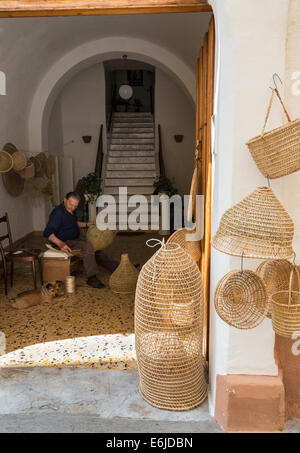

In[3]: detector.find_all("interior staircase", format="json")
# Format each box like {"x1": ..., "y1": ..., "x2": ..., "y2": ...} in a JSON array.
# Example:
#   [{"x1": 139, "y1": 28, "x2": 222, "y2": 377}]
[{"x1": 102, "y1": 111, "x2": 158, "y2": 230}]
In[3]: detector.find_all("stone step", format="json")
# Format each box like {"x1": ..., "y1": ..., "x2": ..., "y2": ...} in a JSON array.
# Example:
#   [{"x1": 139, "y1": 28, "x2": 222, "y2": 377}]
[
  {"x1": 100, "y1": 194, "x2": 153, "y2": 203},
  {"x1": 113, "y1": 112, "x2": 153, "y2": 117},
  {"x1": 108, "y1": 151, "x2": 155, "y2": 158},
  {"x1": 105, "y1": 178, "x2": 154, "y2": 187},
  {"x1": 108, "y1": 156, "x2": 155, "y2": 164},
  {"x1": 110, "y1": 144, "x2": 154, "y2": 151},
  {"x1": 112, "y1": 127, "x2": 154, "y2": 133},
  {"x1": 105, "y1": 170, "x2": 156, "y2": 179},
  {"x1": 110, "y1": 138, "x2": 154, "y2": 145},
  {"x1": 113, "y1": 117, "x2": 153, "y2": 123},
  {"x1": 111, "y1": 133, "x2": 155, "y2": 139},
  {"x1": 103, "y1": 186, "x2": 154, "y2": 195},
  {"x1": 107, "y1": 163, "x2": 156, "y2": 171},
  {"x1": 113, "y1": 122, "x2": 154, "y2": 128}
]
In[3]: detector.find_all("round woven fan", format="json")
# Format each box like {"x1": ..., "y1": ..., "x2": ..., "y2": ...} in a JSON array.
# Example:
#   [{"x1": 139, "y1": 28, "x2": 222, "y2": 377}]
[
  {"x1": 2, "y1": 170, "x2": 25, "y2": 197},
  {"x1": 212, "y1": 186, "x2": 294, "y2": 259}
]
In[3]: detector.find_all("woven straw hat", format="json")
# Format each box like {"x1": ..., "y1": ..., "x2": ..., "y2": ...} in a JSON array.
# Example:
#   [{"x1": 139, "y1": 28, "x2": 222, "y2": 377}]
[
  {"x1": 0, "y1": 149, "x2": 13, "y2": 173},
  {"x1": 12, "y1": 151, "x2": 27, "y2": 172},
  {"x1": 45, "y1": 155, "x2": 56, "y2": 178},
  {"x1": 35, "y1": 152, "x2": 46, "y2": 176},
  {"x1": 16, "y1": 159, "x2": 35, "y2": 179},
  {"x1": 2, "y1": 142, "x2": 18, "y2": 155},
  {"x1": 211, "y1": 186, "x2": 294, "y2": 259},
  {"x1": 167, "y1": 228, "x2": 201, "y2": 262},
  {"x1": 214, "y1": 270, "x2": 269, "y2": 329},
  {"x1": 2, "y1": 170, "x2": 24, "y2": 197},
  {"x1": 109, "y1": 253, "x2": 139, "y2": 294}
]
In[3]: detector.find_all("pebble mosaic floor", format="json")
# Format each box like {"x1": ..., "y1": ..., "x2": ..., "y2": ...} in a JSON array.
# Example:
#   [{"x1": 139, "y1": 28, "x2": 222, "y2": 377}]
[{"x1": 0, "y1": 231, "x2": 164, "y2": 369}]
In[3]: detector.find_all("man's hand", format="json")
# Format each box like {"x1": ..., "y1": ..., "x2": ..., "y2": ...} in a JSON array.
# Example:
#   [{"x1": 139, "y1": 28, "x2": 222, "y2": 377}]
[
  {"x1": 60, "y1": 243, "x2": 72, "y2": 253},
  {"x1": 87, "y1": 221, "x2": 95, "y2": 227}
]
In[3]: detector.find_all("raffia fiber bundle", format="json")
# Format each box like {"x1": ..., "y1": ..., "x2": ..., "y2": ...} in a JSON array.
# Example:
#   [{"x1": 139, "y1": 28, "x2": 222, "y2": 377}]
[
  {"x1": 271, "y1": 267, "x2": 300, "y2": 338},
  {"x1": 135, "y1": 239, "x2": 207, "y2": 411},
  {"x1": 109, "y1": 253, "x2": 139, "y2": 294},
  {"x1": 167, "y1": 228, "x2": 201, "y2": 262},
  {"x1": 211, "y1": 187, "x2": 294, "y2": 259},
  {"x1": 246, "y1": 88, "x2": 300, "y2": 179},
  {"x1": 214, "y1": 270, "x2": 269, "y2": 329},
  {"x1": 256, "y1": 260, "x2": 300, "y2": 318}
]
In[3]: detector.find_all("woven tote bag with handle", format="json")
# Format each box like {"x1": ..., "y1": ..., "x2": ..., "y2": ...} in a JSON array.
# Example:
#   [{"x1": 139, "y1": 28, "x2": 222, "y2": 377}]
[
  {"x1": 246, "y1": 88, "x2": 300, "y2": 179},
  {"x1": 271, "y1": 266, "x2": 300, "y2": 338}
]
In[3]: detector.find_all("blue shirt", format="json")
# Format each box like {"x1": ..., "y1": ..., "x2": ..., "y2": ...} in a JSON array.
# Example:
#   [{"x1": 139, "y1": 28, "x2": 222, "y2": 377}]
[{"x1": 43, "y1": 203, "x2": 80, "y2": 243}]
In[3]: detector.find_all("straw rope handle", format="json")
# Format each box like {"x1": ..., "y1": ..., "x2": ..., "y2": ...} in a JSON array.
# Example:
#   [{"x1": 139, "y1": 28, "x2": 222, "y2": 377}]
[
  {"x1": 288, "y1": 265, "x2": 297, "y2": 306},
  {"x1": 187, "y1": 166, "x2": 198, "y2": 223},
  {"x1": 261, "y1": 88, "x2": 291, "y2": 137}
]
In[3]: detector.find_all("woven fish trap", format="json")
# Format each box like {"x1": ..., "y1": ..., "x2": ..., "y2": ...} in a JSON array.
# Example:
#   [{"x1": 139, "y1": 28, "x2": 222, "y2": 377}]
[
  {"x1": 135, "y1": 239, "x2": 207, "y2": 411},
  {"x1": 109, "y1": 253, "x2": 139, "y2": 294},
  {"x1": 211, "y1": 186, "x2": 294, "y2": 259},
  {"x1": 256, "y1": 260, "x2": 300, "y2": 318},
  {"x1": 271, "y1": 267, "x2": 300, "y2": 338},
  {"x1": 167, "y1": 228, "x2": 201, "y2": 263},
  {"x1": 214, "y1": 270, "x2": 269, "y2": 329},
  {"x1": 0, "y1": 149, "x2": 13, "y2": 173},
  {"x1": 246, "y1": 88, "x2": 300, "y2": 179}
]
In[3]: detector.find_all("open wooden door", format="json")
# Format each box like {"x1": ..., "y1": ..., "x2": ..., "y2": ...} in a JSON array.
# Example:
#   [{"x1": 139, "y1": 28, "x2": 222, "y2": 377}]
[{"x1": 196, "y1": 16, "x2": 215, "y2": 360}]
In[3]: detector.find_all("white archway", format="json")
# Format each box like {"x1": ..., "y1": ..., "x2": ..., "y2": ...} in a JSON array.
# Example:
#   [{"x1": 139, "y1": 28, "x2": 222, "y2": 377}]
[{"x1": 28, "y1": 36, "x2": 196, "y2": 152}]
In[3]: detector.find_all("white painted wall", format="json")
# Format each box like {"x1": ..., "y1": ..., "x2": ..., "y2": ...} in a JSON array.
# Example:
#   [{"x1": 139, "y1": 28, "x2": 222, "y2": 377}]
[
  {"x1": 48, "y1": 63, "x2": 106, "y2": 186},
  {"x1": 208, "y1": 0, "x2": 298, "y2": 416},
  {"x1": 155, "y1": 68, "x2": 195, "y2": 197}
]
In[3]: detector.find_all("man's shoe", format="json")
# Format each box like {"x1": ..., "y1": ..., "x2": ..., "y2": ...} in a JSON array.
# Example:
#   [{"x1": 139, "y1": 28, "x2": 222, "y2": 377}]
[{"x1": 87, "y1": 275, "x2": 105, "y2": 289}]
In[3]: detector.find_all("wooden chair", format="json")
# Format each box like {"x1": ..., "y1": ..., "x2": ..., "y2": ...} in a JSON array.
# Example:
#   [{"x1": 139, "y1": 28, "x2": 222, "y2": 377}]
[{"x1": 0, "y1": 212, "x2": 41, "y2": 295}]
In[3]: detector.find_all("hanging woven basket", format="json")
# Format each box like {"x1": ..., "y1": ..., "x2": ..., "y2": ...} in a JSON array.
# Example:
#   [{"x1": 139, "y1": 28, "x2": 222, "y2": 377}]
[
  {"x1": 86, "y1": 224, "x2": 116, "y2": 251},
  {"x1": 35, "y1": 152, "x2": 47, "y2": 177},
  {"x1": 271, "y1": 267, "x2": 300, "y2": 338},
  {"x1": 246, "y1": 88, "x2": 300, "y2": 179},
  {"x1": 29, "y1": 156, "x2": 42, "y2": 177},
  {"x1": 214, "y1": 270, "x2": 269, "y2": 329},
  {"x1": 167, "y1": 228, "x2": 201, "y2": 262},
  {"x1": 45, "y1": 155, "x2": 56, "y2": 178},
  {"x1": 109, "y1": 253, "x2": 139, "y2": 294},
  {"x1": 135, "y1": 239, "x2": 207, "y2": 411},
  {"x1": 256, "y1": 259, "x2": 300, "y2": 318},
  {"x1": 0, "y1": 149, "x2": 13, "y2": 173},
  {"x1": 2, "y1": 170, "x2": 25, "y2": 197},
  {"x1": 211, "y1": 186, "x2": 294, "y2": 259}
]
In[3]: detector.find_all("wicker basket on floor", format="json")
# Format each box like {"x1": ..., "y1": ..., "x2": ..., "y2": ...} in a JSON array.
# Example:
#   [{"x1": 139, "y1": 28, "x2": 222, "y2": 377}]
[
  {"x1": 135, "y1": 240, "x2": 207, "y2": 411},
  {"x1": 246, "y1": 88, "x2": 300, "y2": 179},
  {"x1": 256, "y1": 260, "x2": 300, "y2": 318},
  {"x1": 86, "y1": 225, "x2": 116, "y2": 251},
  {"x1": 109, "y1": 253, "x2": 139, "y2": 294},
  {"x1": 271, "y1": 267, "x2": 300, "y2": 338},
  {"x1": 214, "y1": 270, "x2": 269, "y2": 329},
  {"x1": 211, "y1": 186, "x2": 294, "y2": 259}
]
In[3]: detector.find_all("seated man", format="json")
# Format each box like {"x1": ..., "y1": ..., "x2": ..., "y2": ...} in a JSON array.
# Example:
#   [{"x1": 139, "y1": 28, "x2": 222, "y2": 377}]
[{"x1": 43, "y1": 191, "x2": 119, "y2": 289}]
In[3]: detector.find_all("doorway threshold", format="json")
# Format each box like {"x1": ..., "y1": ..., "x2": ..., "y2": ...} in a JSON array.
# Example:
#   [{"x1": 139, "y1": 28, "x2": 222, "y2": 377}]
[{"x1": 0, "y1": 333, "x2": 136, "y2": 370}]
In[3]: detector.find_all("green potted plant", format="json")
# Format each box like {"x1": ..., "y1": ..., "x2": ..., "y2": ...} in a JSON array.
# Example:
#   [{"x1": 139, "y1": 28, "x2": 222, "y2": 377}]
[
  {"x1": 153, "y1": 175, "x2": 177, "y2": 197},
  {"x1": 82, "y1": 173, "x2": 102, "y2": 221}
]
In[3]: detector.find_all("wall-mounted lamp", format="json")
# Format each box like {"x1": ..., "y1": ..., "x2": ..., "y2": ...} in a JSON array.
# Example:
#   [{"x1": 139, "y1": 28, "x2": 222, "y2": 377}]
[
  {"x1": 174, "y1": 135, "x2": 184, "y2": 143},
  {"x1": 82, "y1": 136, "x2": 92, "y2": 144}
]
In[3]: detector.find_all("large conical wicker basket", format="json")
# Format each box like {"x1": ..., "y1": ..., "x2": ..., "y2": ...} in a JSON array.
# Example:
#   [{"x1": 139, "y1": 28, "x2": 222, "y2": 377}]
[
  {"x1": 211, "y1": 186, "x2": 294, "y2": 259},
  {"x1": 109, "y1": 253, "x2": 139, "y2": 294},
  {"x1": 271, "y1": 267, "x2": 300, "y2": 338},
  {"x1": 246, "y1": 88, "x2": 300, "y2": 179},
  {"x1": 135, "y1": 240, "x2": 207, "y2": 411},
  {"x1": 167, "y1": 228, "x2": 201, "y2": 263},
  {"x1": 214, "y1": 270, "x2": 269, "y2": 329},
  {"x1": 256, "y1": 260, "x2": 300, "y2": 318}
]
